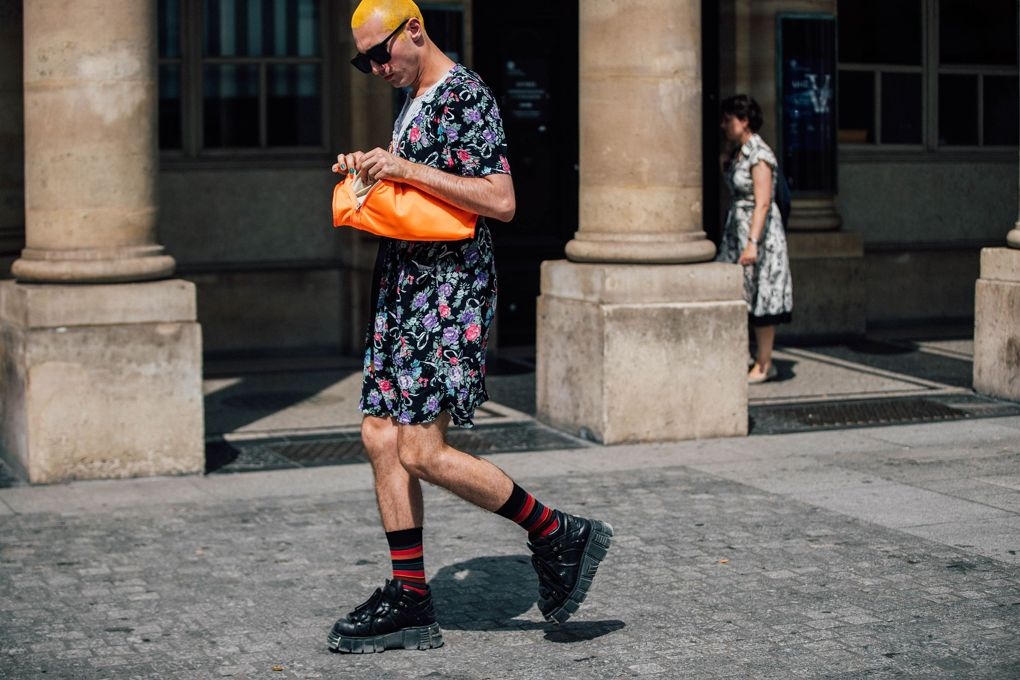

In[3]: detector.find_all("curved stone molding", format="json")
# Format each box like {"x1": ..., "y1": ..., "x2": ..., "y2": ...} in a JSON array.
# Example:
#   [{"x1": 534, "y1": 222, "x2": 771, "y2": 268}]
[
  {"x1": 12, "y1": 246, "x2": 175, "y2": 283},
  {"x1": 565, "y1": 235, "x2": 717, "y2": 264},
  {"x1": 786, "y1": 197, "x2": 843, "y2": 231}
]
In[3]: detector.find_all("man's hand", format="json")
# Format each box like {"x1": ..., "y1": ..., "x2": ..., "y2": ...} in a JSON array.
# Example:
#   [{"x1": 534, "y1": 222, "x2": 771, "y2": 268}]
[
  {"x1": 331, "y1": 148, "x2": 408, "y2": 183},
  {"x1": 332, "y1": 151, "x2": 363, "y2": 175},
  {"x1": 356, "y1": 148, "x2": 409, "y2": 182}
]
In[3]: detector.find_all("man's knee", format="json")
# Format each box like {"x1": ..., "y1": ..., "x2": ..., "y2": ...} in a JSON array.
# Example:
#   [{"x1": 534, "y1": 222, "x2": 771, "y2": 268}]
[
  {"x1": 396, "y1": 428, "x2": 443, "y2": 479},
  {"x1": 361, "y1": 416, "x2": 397, "y2": 463}
]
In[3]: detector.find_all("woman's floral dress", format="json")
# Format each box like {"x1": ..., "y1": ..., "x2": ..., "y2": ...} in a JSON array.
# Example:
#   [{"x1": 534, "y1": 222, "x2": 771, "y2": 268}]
[
  {"x1": 360, "y1": 65, "x2": 510, "y2": 428},
  {"x1": 716, "y1": 133, "x2": 794, "y2": 326}
]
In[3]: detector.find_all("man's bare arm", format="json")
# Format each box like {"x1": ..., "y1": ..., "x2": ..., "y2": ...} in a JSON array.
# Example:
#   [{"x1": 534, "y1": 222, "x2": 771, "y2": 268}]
[{"x1": 334, "y1": 148, "x2": 516, "y2": 222}]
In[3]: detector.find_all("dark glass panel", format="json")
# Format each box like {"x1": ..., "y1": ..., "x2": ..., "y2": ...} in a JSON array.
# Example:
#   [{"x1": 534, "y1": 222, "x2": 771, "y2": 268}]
[
  {"x1": 205, "y1": 0, "x2": 319, "y2": 57},
  {"x1": 203, "y1": 64, "x2": 260, "y2": 148},
  {"x1": 422, "y1": 8, "x2": 464, "y2": 62},
  {"x1": 272, "y1": 0, "x2": 320, "y2": 57},
  {"x1": 158, "y1": 0, "x2": 181, "y2": 59},
  {"x1": 938, "y1": 74, "x2": 979, "y2": 145},
  {"x1": 838, "y1": 0, "x2": 921, "y2": 65},
  {"x1": 158, "y1": 63, "x2": 182, "y2": 150},
  {"x1": 984, "y1": 75, "x2": 1019, "y2": 145},
  {"x1": 940, "y1": 0, "x2": 1017, "y2": 66},
  {"x1": 266, "y1": 64, "x2": 322, "y2": 146},
  {"x1": 880, "y1": 72, "x2": 922, "y2": 144},
  {"x1": 838, "y1": 70, "x2": 875, "y2": 143}
]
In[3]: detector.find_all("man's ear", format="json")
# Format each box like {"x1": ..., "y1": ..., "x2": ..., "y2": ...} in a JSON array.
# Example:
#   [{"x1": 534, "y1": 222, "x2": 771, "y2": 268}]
[{"x1": 406, "y1": 17, "x2": 425, "y2": 44}]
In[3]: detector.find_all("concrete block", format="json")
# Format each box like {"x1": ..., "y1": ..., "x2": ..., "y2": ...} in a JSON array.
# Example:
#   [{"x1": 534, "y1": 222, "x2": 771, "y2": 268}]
[
  {"x1": 782, "y1": 231, "x2": 866, "y2": 339},
  {"x1": 536, "y1": 260, "x2": 747, "y2": 444},
  {"x1": 974, "y1": 252, "x2": 1020, "y2": 400},
  {"x1": 0, "y1": 280, "x2": 204, "y2": 484}
]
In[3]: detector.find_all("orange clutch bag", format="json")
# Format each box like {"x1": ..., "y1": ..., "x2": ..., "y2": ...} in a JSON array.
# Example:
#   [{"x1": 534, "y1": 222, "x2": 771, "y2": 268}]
[{"x1": 332, "y1": 174, "x2": 478, "y2": 241}]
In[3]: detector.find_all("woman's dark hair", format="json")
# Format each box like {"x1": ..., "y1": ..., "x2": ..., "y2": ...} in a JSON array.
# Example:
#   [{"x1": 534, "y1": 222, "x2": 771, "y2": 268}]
[{"x1": 721, "y1": 94, "x2": 763, "y2": 132}]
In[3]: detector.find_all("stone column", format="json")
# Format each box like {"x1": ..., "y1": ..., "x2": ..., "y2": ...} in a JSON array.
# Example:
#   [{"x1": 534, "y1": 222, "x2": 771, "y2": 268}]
[
  {"x1": 537, "y1": 0, "x2": 748, "y2": 444},
  {"x1": 973, "y1": 92, "x2": 1020, "y2": 399},
  {"x1": 564, "y1": 1, "x2": 714, "y2": 264},
  {"x1": 0, "y1": 0, "x2": 204, "y2": 483},
  {"x1": 14, "y1": 0, "x2": 174, "y2": 282}
]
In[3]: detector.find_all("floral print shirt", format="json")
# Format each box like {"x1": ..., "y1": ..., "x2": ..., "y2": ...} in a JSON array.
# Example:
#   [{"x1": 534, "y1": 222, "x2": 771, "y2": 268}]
[{"x1": 360, "y1": 64, "x2": 510, "y2": 427}]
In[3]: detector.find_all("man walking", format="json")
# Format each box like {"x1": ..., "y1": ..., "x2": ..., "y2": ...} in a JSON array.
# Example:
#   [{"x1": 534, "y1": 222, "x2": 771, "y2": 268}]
[{"x1": 328, "y1": 0, "x2": 613, "y2": 654}]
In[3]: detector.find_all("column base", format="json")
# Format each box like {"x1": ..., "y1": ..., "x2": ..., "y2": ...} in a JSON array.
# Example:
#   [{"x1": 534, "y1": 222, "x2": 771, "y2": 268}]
[
  {"x1": 974, "y1": 248, "x2": 1020, "y2": 401},
  {"x1": 1007, "y1": 224, "x2": 1020, "y2": 248},
  {"x1": 536, "y1": 260, "x2": 748, "y2": 444},
  {"x1": 565, "y1": 233, "x2": 717, "y2": 264},
  {"x1": 782, "y1": 231, "x2": 866, "y2": 339},
  {"x1": 12, "y1": 246, "x2": 176, "y2": 283},
  {"x1": 787, "y1": 197, "x2": 842, "y2": 231},
  {"x1": 0, "y1": 280, "x2": 204, "y2": 484}
]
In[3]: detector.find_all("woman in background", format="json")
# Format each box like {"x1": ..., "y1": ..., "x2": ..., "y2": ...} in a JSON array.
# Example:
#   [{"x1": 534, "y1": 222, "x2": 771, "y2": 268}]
[{"x1": 717, "y1": 94, "x2": 793, "y2": 384}]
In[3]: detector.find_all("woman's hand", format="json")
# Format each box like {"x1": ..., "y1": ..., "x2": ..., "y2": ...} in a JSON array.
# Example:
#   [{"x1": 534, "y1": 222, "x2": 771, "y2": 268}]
[{"x1": 739, "y1": 241, "x2": 758, "y2": 265}]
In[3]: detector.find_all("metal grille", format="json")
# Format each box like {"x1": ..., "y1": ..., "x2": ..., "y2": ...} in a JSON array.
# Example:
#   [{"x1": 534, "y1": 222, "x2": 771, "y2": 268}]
[
  {"x1": 749, "y1": 396, "x2": 980, "y2": 435},
  {"x1": 207, "y1": 423, "x2": 590, "y2": 474},
  {"x1": 786, "y1": 398, "x2": 963, "y2": 427},
  {"x1": 275, "y1": 438, "x2": 365, "y2": 464}
]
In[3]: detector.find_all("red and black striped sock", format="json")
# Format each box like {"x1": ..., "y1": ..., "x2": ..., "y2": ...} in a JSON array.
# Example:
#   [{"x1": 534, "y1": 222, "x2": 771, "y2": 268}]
[
  {"x1": 386, "y1": 527, "x2": 427, "y2": 596},
  {"x1": 495, "y1": 483, "x2": 560, "y2": 539}
]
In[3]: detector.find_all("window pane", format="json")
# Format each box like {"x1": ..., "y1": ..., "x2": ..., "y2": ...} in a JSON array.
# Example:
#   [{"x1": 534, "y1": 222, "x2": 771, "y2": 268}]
[
  {"x1": 940, "y1": 0, "x2": 1018, "y2": 66},
  {"x1": 880, "y1": 73, "x2": 922, "y2": 144},
  {"x1": 267, "y1": 64, "x2": 322, "y2": 146},
  {"x1": 158, "y1": 0, "x2": 181, "y2": 59},
  {"x1": 984, "y1": 75, "x2": 1020, "y2": 146},
  {"x1": 838, "y1": 0, "x2": 921, "y2": 65},
  {"x1": 205, "y1": 0, "x2": 319, "y2": 57},
  {"x1": 939, "y1": 74, "x2": 979, "y2": 145},
  {"x1": 159, "y1": 64, "x2": 182, "y2": 150},
  {"x1": 203, "y1": 64, "x2": 260, "y2": 148},
  {"x1": 838, "y1": 70, "x2": 875, "y2": 143},
  {"x1": 272, "y1": 0, "x2": 320, "y2": 57},
  {"x1": 422, "y1": 8, "x2": 463, "y2": 62}
]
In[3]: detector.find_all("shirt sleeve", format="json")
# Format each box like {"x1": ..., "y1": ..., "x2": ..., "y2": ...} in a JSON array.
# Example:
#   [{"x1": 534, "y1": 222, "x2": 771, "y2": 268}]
[
  {"x1": 746, "y1": 138, "x2": 778, "y2": 172},
  {"x1": 435, "y1": 76, "x2": 511, "y2": 177}
]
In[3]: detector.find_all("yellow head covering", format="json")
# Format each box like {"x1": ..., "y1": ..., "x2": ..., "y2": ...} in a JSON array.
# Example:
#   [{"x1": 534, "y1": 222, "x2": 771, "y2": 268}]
[{"x1": 351, "y1": 0, "x2": 424, "y2": 32}]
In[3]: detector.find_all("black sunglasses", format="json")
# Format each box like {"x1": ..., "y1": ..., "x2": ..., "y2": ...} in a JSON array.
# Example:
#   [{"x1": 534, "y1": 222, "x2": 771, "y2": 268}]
[{"x1": 351, "y1": 19, "x2": 410, "y2": 74}]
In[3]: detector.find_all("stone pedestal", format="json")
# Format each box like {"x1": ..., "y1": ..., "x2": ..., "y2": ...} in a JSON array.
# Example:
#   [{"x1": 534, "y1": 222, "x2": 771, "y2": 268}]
[
  {"x1": 537, "y1": 261, "x2": 747, "y2": 444},
  {"x1": 0, "y1": 0, "x2": 206, "y2": 484},
  {"x1": 535, "y1": 0, "x2": 746, "y2": 442},
  {"x1": 783, "y1": 231, "x2": 866, "y2": 339},
  {"x1": 974, "y1": 248, "x2": 1020, "y2": 400},
  {"x1": 0, "y1": 280, "x2": 204, "y2": 483}
]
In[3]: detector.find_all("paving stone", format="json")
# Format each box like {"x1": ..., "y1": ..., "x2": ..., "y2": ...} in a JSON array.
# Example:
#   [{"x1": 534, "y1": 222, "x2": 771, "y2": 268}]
[{"x1": 0, "y1": 461, "x2": 1017, "y2": 679}]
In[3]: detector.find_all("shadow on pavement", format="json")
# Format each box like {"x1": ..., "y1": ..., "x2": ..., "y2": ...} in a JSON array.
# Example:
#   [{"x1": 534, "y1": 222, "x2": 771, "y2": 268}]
[
  {"x1": 543, "y1": 619, "x2": 626, "y2": 643},
  {"x1": 430, "y1": 555, "x2": 625, "y2": 641}
]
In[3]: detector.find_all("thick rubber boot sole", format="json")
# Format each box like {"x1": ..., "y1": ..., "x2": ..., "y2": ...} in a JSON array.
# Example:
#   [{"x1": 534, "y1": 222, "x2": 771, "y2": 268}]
[
  {"x1": 327, "y1": 622, "x2": 444, "y2": 654},
  {"x1": 544, "y1": 519, "x2": 614, "y2": 625}
]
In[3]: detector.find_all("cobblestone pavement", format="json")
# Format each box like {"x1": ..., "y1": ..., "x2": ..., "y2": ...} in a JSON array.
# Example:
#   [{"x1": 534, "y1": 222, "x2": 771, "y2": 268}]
[{"x1": 2, "y1": 422, "x2": 1020, "y2": 679}]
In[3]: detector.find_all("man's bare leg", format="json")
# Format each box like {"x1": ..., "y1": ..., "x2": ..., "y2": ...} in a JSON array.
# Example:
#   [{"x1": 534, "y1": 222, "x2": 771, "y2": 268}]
[
  {"x1": 394, "y1": 413, "x2": 513, "y2": 511},
  {"x1": 361, "y1": 415, "x2": 424, "y2": 531},
  {"x1": 392, "y1": 412, "x2": 613, "y2": 624}
]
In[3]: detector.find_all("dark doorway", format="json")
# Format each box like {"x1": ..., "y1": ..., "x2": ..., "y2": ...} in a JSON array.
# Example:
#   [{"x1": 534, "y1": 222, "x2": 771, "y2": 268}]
[{"x1": 471, "y1": 1, "x2": 579, "y2": 347}]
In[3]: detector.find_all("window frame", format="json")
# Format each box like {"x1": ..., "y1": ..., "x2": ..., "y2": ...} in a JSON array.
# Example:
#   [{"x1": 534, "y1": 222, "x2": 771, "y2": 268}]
[
  {"x1": 158, "y1": 0, "x2": 338, "y2": 166},
  {"x1": 838, "y1": 0, "x2": 1018, "y2": 158}
]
